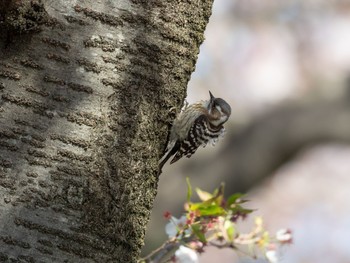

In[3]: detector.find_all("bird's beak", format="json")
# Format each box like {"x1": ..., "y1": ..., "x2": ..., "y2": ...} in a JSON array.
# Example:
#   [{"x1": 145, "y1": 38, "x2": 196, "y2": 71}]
[
  {"x1": 209, "y1": 91, "x2": 215, "y2": 101},
  {"x1": 208, "y1": 91, "x2": 215, "y2": 112}
]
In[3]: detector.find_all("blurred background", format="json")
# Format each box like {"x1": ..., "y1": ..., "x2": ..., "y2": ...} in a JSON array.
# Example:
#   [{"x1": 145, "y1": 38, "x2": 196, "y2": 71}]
[{"x1": 143, "y1": 0, "x2": 350, "y2": 262}]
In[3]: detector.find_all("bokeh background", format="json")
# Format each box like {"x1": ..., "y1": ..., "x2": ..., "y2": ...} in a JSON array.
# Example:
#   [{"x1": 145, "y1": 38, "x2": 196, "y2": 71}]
[{"x1": 143, "y1": 1, "x2": 350, "y2": 262}]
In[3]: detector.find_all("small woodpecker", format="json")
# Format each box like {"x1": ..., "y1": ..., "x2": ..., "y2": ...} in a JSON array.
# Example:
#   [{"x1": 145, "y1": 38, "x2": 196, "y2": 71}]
[{"x1": 159, "y1": 91, "x2": 231, "y2": 168}]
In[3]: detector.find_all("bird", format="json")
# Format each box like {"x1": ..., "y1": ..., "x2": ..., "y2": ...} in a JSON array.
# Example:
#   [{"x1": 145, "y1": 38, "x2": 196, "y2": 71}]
[{"x1": 159, "y1": 91, "x2": 231, "y2": 169}]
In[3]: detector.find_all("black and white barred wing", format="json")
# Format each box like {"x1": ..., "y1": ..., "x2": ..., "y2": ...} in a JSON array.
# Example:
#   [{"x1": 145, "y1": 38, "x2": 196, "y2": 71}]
[{"x1": 170, "y1": 115, "x2": 225, "y2": 164}]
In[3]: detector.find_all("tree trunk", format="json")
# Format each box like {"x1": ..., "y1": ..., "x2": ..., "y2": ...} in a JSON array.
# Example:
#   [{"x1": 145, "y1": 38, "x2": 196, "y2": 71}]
[{"x1": 0, "y1": 0, "x2": 213, "y2": 262}]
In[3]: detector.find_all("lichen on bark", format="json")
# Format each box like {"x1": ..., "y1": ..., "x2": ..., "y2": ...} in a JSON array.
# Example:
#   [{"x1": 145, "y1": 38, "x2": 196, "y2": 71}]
[{"x1": 0, "y1": 0, "x2": 214, "y2": 262}]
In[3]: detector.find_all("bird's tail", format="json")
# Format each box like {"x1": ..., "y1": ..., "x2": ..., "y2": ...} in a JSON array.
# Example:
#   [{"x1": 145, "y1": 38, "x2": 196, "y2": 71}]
[{"x1": 158, "y1": 141, "x2": 180, "y2": 171}]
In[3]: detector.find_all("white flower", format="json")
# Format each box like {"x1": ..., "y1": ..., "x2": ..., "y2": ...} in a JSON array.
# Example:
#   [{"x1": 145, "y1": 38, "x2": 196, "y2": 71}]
[
  {"x1": 175, "y1": 245, "x2": 199, "y2": 263},
  {"x1": 266, "y1": 248, "x2": 279, "y2": 263},
  {"x1": 165, "y1": 215, "x2": 191, "y2": 238},
  {"x1": 276, "y1": 228, "x2": 292, "y2": 244}
]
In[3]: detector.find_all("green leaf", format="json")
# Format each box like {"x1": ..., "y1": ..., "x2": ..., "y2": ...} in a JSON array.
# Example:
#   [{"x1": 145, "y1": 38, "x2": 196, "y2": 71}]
[
  {"x1": 186, "y1": 177, "x2": 192, "y2": 203},
  {"x1": 200, "y1": 205, "x2": 226, "y2": 216},
  {"x1": 217, "y1": 183, "x2": 225, "y2": 197},
  {"x1": 224, "y1": 220, "x2": 235, "y2": 242},
  {"x1": 211, "y1": 183, "x2": 225, "y2": 199},
  {"x1": 226, "y1": 193, "x2": 244, "y2": 207},
  {"x1": 191, "y1": 224, "x2": 207, "y2": 243},
  {"x1": 229, "y1": 204, "x2": 254, "y2": 215},
  {"x1": 190, "y1": 202, "x2": 226, "y2": 216}
]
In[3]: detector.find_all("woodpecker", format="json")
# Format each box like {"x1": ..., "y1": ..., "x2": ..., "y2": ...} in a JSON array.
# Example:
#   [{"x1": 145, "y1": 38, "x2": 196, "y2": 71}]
[{"x1": 159, "y1": 91, "x2": 231, "y2": 168}]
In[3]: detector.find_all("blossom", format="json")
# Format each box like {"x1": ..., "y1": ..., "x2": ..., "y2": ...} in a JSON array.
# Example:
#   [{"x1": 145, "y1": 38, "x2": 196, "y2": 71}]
[
  {"x1": 265, "y1": 245, "x2": 278, "y2": 263},
  {"x1": 163, "y1": 211, "x2": 172, "y2": 220},
  {"x1": 276, "y1": 228, "x2": 293, "y2": 244},
  {"x1": 165, "y1": 215, "x2": 192, "y2": 238},
  {"x1": 175, "y1": 245, "x2": 199, "y2": 263}
]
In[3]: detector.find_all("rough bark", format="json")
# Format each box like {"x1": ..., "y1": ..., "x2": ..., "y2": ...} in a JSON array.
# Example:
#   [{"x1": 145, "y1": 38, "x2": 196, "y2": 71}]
[{"x1": 0, "y1": 0, "x2": 214, "y2": 262}]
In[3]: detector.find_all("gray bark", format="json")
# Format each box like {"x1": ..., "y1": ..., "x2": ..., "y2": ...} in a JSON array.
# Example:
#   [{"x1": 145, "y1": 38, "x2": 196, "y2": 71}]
[{"x1": 0, "y1": 0, "x2": 214, "y2": 262}]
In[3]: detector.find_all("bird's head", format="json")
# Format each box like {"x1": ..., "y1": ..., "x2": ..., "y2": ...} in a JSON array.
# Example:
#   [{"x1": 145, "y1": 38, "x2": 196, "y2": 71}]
[{"x1": 207, "y1": 91, "x2": 231, "y2": 127}]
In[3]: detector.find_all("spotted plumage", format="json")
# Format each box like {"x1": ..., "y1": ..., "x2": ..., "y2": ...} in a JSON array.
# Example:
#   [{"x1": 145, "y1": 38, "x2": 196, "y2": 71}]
[{"x1": 159, "y1": 91, "x2": 231, "y2": 168}]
